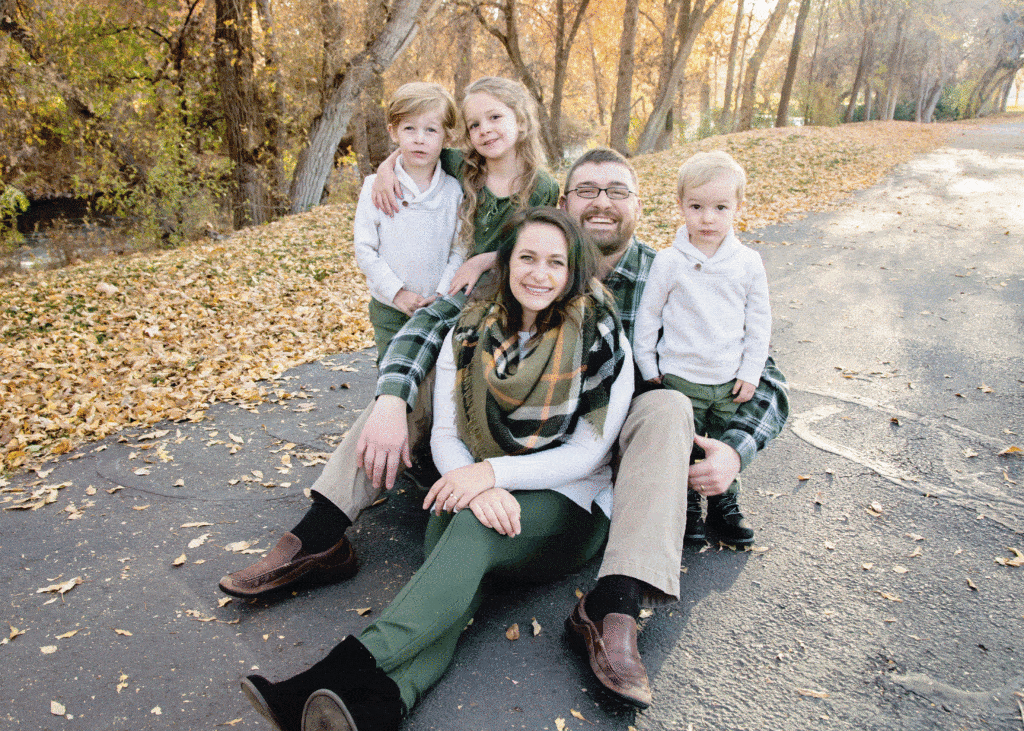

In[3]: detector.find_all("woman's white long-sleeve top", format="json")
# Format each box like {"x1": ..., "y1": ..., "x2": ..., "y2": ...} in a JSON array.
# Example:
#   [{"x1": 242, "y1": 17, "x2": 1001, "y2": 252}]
[{"x1": 430, "y1": 330, "x2": 634, "y2": 517}]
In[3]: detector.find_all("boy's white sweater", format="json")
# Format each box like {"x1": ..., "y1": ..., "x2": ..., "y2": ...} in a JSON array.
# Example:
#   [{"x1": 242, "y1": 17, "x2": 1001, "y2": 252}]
[
  {"x1": 633, "y1": 226, "x2": 771, "y2": 386},
  {"x1": 353, "y1": 156, "x2": 463, "y2": 306}
]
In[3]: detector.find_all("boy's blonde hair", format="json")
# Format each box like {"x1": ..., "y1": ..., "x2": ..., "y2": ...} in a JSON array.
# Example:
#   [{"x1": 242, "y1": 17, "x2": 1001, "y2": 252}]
[
  {"x1": 458, "y1": 76, "x2": 548, "y2": 250},
  {"x1": 387, "y1": 82, "x2": 458, "y2": 138},
  {"x1": 677, "y1": 150, "x2": 746, "y2": 203}
]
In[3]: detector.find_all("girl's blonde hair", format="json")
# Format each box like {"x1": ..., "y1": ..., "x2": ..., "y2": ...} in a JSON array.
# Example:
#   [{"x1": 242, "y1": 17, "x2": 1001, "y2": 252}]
[
  {"x1": 458, "y1": 76, "x2": 547, "y2": 251},
  {"x1": 387, "y1": 82, "x2": 459, "y2": 142}
]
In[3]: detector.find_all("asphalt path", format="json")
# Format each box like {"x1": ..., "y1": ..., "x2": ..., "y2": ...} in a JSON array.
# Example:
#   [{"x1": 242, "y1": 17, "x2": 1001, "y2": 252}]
[{"x1": 2, "y1": 120, "x2": 1022, "y2": 731}]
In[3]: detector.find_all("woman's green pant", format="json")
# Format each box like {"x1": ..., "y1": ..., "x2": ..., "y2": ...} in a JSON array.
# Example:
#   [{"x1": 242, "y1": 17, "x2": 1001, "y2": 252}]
[{"x1": 358, "y1": 490, "x2": 609, "y2": 710}]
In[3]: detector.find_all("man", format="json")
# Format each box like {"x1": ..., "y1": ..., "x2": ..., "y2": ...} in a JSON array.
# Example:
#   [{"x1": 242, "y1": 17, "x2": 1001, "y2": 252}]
[{"x1": 219, "y1": 148, "x2": 788, "y2": 709}]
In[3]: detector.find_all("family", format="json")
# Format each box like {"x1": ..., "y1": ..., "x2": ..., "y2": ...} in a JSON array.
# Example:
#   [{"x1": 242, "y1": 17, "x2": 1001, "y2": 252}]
[{"x1": 220, "y1": 77, "x2": 789, "y2": 731}]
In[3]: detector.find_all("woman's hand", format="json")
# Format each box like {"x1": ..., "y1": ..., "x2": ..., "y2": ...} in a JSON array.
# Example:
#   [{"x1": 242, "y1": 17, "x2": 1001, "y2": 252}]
[
  {"x1": 469, "y1": 488, "x2": 521, "y2": 536},
  {"x1": 424, "y1": 461, "x2": 496, "y2": 515},
  {"x1": 447, "y1": 252, "x2": 498, "y2": 296},
  {"x1": 371, "y1": 149, "x2": 403, "y2": 216}
]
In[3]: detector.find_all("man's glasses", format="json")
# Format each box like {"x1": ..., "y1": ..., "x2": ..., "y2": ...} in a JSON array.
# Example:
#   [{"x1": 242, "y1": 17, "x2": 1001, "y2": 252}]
[{"x1": 566, "y1": 185, "x2": 635, "y2": 200}]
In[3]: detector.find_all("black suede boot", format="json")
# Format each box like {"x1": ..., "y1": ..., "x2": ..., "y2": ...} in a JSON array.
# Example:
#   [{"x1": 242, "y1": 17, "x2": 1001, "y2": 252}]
[
  {"x1": 302, "y1": 640, "x2": 405, "y2": 731},
  {"x1": 684, "y1": 489, "x2": 706, "y2": 545},
  {"x1": 241, "y1": 636, "x2": 375, "y2": 731},
  {"x1": 706, "y1": 492, "x2": 755, "y2": 546}
]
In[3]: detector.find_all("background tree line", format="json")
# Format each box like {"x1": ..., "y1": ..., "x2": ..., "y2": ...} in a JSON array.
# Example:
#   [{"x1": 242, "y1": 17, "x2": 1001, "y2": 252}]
[{"x1": 1, "y1": 0, "x2": 1021, "y2": 246}]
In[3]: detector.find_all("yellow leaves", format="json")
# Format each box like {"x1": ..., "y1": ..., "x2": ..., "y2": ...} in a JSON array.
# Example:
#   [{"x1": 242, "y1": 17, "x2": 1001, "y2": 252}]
[
  {"x1": 532, "y1": 617, "x2": 542, "y2": 636},
  {"x1": 37, "y1": 576, "x2": 82, "y2": 596},
  {"x1": 866, "y1": 502, "x2": 884, "y2": 517},
  {"x1": 994, "y1": 548, "x2": 1024, "y2": 567},
  {"x1": 113, "y1": 628, "x2": 132, "y2": 636},
  {"x1": 796, "y1": 687, "x2": 830, "y2": 699},
  {"x1": 50, "y1": 700, "x2": 66, "y2": 716},
  {"x1": 172, "y1": 554, "x2": 187, "y2": 567},
  {"x1": 570, "y1": 709, "x2": 586, "y2": 721},
  {"x1": 505, "y1": 623, "x2": 520, "y2": 641},
  {"x1": 998, "y1": 445, "x2": 1023, "y2": 456}
]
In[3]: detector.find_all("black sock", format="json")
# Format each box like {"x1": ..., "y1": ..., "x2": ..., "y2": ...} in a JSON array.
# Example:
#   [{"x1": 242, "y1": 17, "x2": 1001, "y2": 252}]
[
  {"x1": 585, "y1": 574, "x2": 643, "y2": 622},
  {"x1": 291, "y1": 491, "x2": 351, "y2": 553}
]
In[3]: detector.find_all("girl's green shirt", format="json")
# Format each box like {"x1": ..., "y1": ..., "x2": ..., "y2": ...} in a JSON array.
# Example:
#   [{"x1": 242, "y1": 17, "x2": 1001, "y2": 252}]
[{"x1": 440, "y1": 148, "x2": 560, "y2": 256}]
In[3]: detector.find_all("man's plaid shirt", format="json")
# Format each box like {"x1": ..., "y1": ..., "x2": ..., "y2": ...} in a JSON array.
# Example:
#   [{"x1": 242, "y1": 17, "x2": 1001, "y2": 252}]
[{"x1": 376, "y1": 237, "x2": 788, "y2": 469}]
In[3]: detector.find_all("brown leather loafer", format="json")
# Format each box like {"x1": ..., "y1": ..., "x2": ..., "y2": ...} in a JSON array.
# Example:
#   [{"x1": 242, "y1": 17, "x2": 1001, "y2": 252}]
[
  {"x1": 218, "y1": 532, "x2": 357, "y2": 597},
  {"x1": 566, "y1": 594, "x2": 652, "y2": 708}
]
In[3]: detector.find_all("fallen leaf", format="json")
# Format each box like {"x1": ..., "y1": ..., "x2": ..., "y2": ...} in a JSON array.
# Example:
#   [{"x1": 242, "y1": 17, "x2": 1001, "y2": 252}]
[
  {"x1": 51, "y1": 700, "x2": 66, "y2": 716},
  {"x1": 994, "y1": 547, "x2": 1024, "y2": 567},
  {"x1": 867, "y1": 502, "x2": 883, "y2": 516},
  {"x1": 55, "y1": 629, "x2": 81, "y2": 639},
  {"x1": 876, "y1": 590, "x2": 902, "y2": 602},
  {"x1": 797, "y1": 474, "x2": 810, "y2": 481},
  {"x1": 116, "y1": 674, "x2": 128, "y2": 693},
  {"x1": 890, "y1": 416, "x2": 901, "y2": 426},
  {"x1": 133, "y1": 467, "x2": 151, "y2": 476},
  {"x1": 218, "y1": 720, "x2": 243, "y2": 727},
  {"x1": 962, "y1": 448, "x2": 979, "y2": 459},
  {"x1": 892, "y1": 565, "x2": 909, "y2": 574},
  {"x1": 132, "y1": 504, "x2": 150, "y2": 511},
  {"x1": 181, "y1": 521, "x2": 213, "y2": 528},
  {"x1": 998, "y1": 445, "x2": 1023, "y2": 456},
  {"x1": 862, "y1": 563, "x2": 874, "y2": 570},
  {"x1": 37, "y1": 577, "x2": 82, "y2": 595},
  {"x1": 906, "y1": 533, "x2": 925, "y2": 541},
  {"x1": 9, "y1": 625, "x2": 26, "y2": 640},
  {"x1": 505, "y1": 623, "x2": 520, "y2": 641},
  {"x1": 229, "y1": 433, "x2": 244, "y2": 444},
  {"x1": 188, "y1": 533, "x2": 211, "y2": 549},
  {"x1": 796, "y1": 688, "x2": 829, "y2": 698},
  {"x1": 571, "y1": 709, "x2": 585, "y2": 721},
  {"x1": 40, "y1": 645, "x2": 58, "y2": 654},
  {"x1": 823, "y1": 540, "x2": 836, "y2": 550},
  {"x1": 218, "y1": 597, "x2": 233, "y2": 607},
  {"x1": 151, "y1": 706, "x2": 162, "y2": 715},
  {"x1": 555, "y1": 718, "x2": 566, "y2": 731},
  {"x1": 978, "y1": 384, "x2": 993, "y2": 393},
  {"x1": 172, "y1": 553, "x2": 187, "y2": 567},
  {"x1": 224, "y1": 541, "x2": 253, "y2": 553},
  {"x1": 113, "y1": 628, "x2": 133, "y2": 636},
  {"x1": 174, "y1": 479, "x2": 185, "y2": 487},
  {"x1": 532, "y1": 617, "x2": 542, "y2": 636},
  {"x1": 908, "y1": 546, "x2": 923, "y2": 558}
]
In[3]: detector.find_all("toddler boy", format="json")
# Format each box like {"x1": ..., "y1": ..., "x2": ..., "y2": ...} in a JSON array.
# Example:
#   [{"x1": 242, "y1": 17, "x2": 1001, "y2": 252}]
[
  {"x1": 633, "y1": 150, "x2": 772, "y2": 546},
  {"x1": 353, "y1": 82, "x2": 463, "y2": 364}
]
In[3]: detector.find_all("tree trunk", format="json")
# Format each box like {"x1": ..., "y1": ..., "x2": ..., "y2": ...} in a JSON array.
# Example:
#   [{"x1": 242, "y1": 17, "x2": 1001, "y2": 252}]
[
  {"x1": 214, "y1": 0, "x2": 274, "y2": 227},
  {"x1": 881, "y1": 12, "x2": 906, "y2": 121},
  {"x1": 585, "y1": 17, "x2": 606, "y2": 127},
  {"x1": 636, "y1": 0, "x2": 726, "y2": 154},
  {"x1": 802, "y1": 0, "x2": 828, "y2": 123},
  {"x1": 255, "y1": 0, "x2": 288, "y2": 210},
  {"x1": 718, "y1": 0, "x2": 746, "y2": 131},
  {"x1": 776, "y1": 0, "x2": 812, "y2": 127},
  {"x1": 844, "y1": 24, "x2": 873, "y2": 122},
  {"x1": 608, "y1": 0, "x2": 640, "y2": 154},
  {"x1": 454, "y1": 4, "x2": 475, "y2": 101},
  {"x1": 289, "y1": 0, "x2": 433, "y2": 214},
  {"x1": 736, "y1": 0, "x2": 791, "y2": 132},
  {"x1": 360, "y1": 0, "x2": 392, "y2": 172},
  {"x1": 476, "y1": 0, "x2": 592, "y2": 163}
]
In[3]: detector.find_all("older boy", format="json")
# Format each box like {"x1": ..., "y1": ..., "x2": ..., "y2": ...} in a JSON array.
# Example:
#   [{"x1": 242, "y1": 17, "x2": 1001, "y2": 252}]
[{"x1": 633, "y1": 150, "x2": 771, "y2": 546}]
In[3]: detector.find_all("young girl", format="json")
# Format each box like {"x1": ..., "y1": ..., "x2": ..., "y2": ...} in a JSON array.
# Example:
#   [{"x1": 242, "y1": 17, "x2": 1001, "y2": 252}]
[
  {"x1": 373, "y1": 76, "x2": 560, "y2": 296},
  {"x1": 240, "y1": 208, "x2": 634, "y2": 731}
]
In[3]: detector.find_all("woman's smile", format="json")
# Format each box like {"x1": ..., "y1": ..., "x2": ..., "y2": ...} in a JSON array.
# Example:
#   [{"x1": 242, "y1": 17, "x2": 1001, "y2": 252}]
[{"x1": 508, "y1": 222, "x2": 570, "y2": 331}]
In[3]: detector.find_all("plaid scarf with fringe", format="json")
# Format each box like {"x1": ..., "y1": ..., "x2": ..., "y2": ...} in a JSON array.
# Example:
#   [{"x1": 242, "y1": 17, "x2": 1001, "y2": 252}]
[{"x1": 451, "y1": 286, "x2": 625, "y2": 460}]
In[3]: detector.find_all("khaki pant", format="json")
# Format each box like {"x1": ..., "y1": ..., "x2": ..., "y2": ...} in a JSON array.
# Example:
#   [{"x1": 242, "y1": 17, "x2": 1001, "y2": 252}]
[{"x1": 312, "y1": 379, "x2": 694, "y2": 603}]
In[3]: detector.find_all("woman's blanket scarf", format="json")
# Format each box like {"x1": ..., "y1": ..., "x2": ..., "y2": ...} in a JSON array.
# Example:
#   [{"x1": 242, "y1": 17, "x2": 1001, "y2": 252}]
[{"x1": 451, "y1": 286, "x2": 626, "y2": 461}]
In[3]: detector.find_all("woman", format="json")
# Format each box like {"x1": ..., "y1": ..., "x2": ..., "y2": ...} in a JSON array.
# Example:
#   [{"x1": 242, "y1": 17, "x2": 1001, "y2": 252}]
[{"x1": 242, "y1": 207, "x2": 634, "y2": 731}]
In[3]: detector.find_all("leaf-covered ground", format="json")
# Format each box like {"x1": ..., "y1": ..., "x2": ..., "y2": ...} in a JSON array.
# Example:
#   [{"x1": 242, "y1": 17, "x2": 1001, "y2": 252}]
[{"x1": 0, "y1": 121, "x2": 957, "y2": 471}]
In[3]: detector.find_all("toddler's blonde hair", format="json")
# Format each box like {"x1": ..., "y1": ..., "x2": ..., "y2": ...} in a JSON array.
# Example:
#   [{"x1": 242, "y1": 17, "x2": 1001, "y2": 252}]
[{"x1": 677, "y1": 150, "x2": 746, "y2": 203}]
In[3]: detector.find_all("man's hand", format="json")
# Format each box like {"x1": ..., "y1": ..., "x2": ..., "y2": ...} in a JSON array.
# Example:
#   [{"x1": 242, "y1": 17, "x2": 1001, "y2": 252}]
[
  {"x1": 646, "y1": 375, "x2": 663, "y2": 385},
  {"x1": 423, "y1": 461, "x2": 495, "y2": 515},
  {"x1": 356, "y1": 395, "x2": 411, "y2": 492},
  {"x1": 732, "y1": 378, "x2": 757, "y2": 403},
  {"x1": 688, "y1": 434, "x2": 740, "y2": 496}
]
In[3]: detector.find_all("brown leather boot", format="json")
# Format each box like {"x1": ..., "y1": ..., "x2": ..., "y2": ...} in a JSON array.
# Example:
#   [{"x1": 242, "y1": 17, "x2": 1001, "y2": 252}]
[{"x1": 218, "y1": 532, "x2": 356, "y2": 597}]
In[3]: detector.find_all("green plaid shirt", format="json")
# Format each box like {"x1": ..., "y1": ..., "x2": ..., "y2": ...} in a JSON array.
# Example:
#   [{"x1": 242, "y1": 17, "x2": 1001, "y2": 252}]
[{"x1": 376, "y1": 237, "x2": 788, "y2": 469}]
